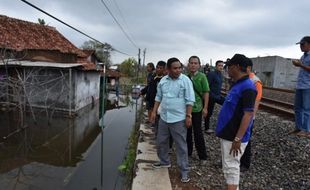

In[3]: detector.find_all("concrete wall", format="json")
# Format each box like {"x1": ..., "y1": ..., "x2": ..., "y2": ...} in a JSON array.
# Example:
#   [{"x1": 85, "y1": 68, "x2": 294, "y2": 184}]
[
  {"x1": 251, "y1": 56, "x2": 299, "y2": 89},
  {"x1": 0, "y1": 67, "x2": 100, "y2": 112},
  {"x1": 74, "y1": 70, "x2": 100, "y2": 111},
  {"x1": 274, "y1": 57, "x2": 299, "y2": 89},
  {"x1": 251, "y1": 56, "x2": 276, "y2": 87}
]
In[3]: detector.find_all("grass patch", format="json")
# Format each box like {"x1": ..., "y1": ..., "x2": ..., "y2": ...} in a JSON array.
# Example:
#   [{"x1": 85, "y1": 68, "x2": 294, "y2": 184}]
[{"x1": 118, "y1": 102, "x2": 144, "y2": 189}]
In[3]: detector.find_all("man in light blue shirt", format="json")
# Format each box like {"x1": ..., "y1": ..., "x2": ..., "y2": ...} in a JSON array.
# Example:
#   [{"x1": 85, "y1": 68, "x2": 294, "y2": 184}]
[
  {"x1": 150, "y1": 57, "x2": 195, "y2": 183},
  {"x1": 292, "y1": 36, "x2": 310, "y2": 137}
]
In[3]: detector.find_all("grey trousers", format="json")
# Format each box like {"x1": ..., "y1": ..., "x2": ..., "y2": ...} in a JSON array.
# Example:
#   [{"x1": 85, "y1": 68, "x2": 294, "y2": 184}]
[{"x1": 156, "y1": 118, "x2": 189, "y2": 178}]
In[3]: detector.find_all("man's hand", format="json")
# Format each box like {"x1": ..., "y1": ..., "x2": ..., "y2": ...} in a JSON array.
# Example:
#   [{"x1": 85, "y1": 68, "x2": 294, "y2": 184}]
[
  {"x1": 150, "y1": 111, "x2": 156, "y2": 124},
  {"x1": 185, "y1": 117, "x2": 192, "y2": 128},
  {"x1": 202, "y1": 107, "x2": 208, "y2": 118},
  {"x1": 229, "y1": 141, "x2": 242, "y2": 157},
  {"x1": 292, "y1": 59, "x2": 302, "y2": 67}
]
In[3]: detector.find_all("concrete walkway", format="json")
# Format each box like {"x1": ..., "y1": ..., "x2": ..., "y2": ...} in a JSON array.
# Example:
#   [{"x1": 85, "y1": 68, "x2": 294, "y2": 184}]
[{"x1": 131, "y1": 123, "x2": 172, "y2": 190}]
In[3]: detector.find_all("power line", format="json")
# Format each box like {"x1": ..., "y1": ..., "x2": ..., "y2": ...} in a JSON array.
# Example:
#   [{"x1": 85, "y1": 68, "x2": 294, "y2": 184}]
[
  {"x1": 100, "y1": 0, "x2": 139, "y2": 49},
  {"x1": 111, "y1": 0, "x2": 136, "y2": 43},
  {"x1": 111, "y1": 0, "x2": 127, "y2": 26},
  {"x1": 20, "y1": 0, "x2": 132, "y2": 56}
]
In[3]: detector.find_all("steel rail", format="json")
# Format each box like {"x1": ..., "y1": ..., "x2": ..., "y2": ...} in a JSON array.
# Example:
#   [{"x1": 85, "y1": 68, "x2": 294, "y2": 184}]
[
  {"x1": 262, "y1": 86, "x2": 295, "y2": 93},
  {"x1": 221, "y1": 90, "x2": 295, "y2": 120}
]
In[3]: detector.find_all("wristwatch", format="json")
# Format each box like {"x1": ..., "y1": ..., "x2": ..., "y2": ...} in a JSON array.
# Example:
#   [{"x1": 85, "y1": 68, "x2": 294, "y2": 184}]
[
  {"x1": 186, "y1": 114, "x2": 192, "y2": 119},
  {"x1": 234, "y1": 137, "x2": 241, "y2": 142}
]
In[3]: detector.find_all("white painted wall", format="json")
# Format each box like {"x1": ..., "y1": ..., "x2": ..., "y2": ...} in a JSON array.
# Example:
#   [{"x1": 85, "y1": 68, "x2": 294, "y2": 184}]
[{"x1": 74, "y1": 70, "x2": 100, "y2": 111}]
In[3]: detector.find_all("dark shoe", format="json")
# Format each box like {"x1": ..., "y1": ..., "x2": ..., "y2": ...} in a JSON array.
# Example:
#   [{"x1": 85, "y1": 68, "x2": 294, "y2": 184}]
[
  {"x1": 181, "y1": 177, "x2": 190, "y2": 183},
  {"x1": 240, "y1": 166, "x2": 250, "y2": 172},
  {"x1": 152, "y1": 162, "x2": 171, "y2": 169},
  {"x1": 288, "y1": 129, "x2": 301, "y2": 135}
]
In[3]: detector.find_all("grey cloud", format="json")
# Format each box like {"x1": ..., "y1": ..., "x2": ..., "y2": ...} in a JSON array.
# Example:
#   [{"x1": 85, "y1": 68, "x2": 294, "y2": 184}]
[{"x1": 0, "y1": 0, "x2": 309, "y2": 62}]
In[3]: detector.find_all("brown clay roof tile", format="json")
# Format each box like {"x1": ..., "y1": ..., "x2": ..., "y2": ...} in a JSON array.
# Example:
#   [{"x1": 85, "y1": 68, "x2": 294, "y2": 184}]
[{"x1": 0, "y1": 14, "x2": 84, "y2": 56}]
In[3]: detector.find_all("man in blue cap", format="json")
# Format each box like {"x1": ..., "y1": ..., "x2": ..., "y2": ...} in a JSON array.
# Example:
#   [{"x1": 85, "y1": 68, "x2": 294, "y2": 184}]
[{"x1": 291, "y1": 36, "x2": 310, "y2": 137}]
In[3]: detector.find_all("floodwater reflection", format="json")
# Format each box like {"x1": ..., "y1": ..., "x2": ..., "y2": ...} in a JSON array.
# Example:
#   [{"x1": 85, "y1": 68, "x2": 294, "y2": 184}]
[{"x1": 0, "y1": 93, "x2": 140, "y2": 190}]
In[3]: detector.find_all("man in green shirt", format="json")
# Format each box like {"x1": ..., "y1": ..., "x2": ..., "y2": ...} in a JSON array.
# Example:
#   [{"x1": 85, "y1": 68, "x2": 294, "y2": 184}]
[{"x1": 187, "y1": 55, "x2": 210, "y2": 164}]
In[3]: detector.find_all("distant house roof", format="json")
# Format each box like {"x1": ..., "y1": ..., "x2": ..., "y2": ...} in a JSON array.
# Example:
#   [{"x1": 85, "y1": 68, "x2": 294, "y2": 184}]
[
  {"x1": 80, "y1": 62, "x2": 97, "y2": 70},
  {"x1": 76, "y1": 49, "x2": 97, "y2": 70},
  {"x1": 106, "y1": 69, "x2": 121, "y2": 78},
  {"x1": 109, "y1": 65, "x2": 118, "y2": 70},
  {"x1": 79, "y1": 49, "x2": 96, "y2": 58},
  {"x1": 0, "y1": 15, "x2": 84, "y2": 56}
]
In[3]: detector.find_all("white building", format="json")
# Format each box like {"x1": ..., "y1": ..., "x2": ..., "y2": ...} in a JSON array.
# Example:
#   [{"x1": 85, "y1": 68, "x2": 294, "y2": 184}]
[{"x1": 251, "y1": 56, "x2": 299, "y2": 89}]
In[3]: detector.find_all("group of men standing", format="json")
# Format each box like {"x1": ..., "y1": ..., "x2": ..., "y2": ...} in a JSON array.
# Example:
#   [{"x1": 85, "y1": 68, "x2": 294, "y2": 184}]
[
  {"x1": 139, "y1": 36, "x2": 309, "y2": 190},
  {"x1": 141, "y1": 54, "x2": 260, "y2": 189}
]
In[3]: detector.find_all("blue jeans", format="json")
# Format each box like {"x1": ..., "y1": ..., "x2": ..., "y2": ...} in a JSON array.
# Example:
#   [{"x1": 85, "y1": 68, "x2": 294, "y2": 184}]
[{"x1": 294, "y1": 89, "x2": 310, "y2": 132}]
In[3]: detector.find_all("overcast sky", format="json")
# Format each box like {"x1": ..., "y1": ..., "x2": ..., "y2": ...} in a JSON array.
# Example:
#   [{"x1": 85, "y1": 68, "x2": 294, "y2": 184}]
[{"x1": 0, "y1": 0, "x2": 308, "y2": 65}]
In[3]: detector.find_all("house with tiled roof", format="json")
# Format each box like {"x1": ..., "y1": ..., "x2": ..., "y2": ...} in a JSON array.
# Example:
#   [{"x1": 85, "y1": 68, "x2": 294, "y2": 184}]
[
  {"x1": 0, "y1": 15, "x2": 102, "y2": 112},
  {"x1": 0, "y1": 15, "x2": 86, "y2": 62}
]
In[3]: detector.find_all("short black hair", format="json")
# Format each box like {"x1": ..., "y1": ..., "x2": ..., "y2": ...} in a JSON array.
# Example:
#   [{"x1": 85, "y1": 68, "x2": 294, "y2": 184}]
[
  {"x1": 247, "y1": 58, "x2": 253, "y2": 68},
  {"x1": 156, "y1": 60, "x2": 166, "y2": 67},
  {"x1": 215, "y1": 60, "x2": 224, "y2": 66},
  {"x1": 147, "y1": 62, "x2": 155, "y2": 70},
  {"x1": 188, "y1": 55, "x2": 201, "y2": 65},
  {"x1": 167, "y1": 57, "x2": 180, "y2": 69}
]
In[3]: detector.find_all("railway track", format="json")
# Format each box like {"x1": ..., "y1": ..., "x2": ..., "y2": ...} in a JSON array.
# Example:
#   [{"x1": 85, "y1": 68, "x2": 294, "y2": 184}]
[
  {"x1": 259, "y1": 97, "x2": 294, "y2": 120},
  {"x1": 221, "y1": 86, "x2": 295, "y2": 120},
  {"x1": 262, "y1": 86, "x2": 295, "y2": 93}
]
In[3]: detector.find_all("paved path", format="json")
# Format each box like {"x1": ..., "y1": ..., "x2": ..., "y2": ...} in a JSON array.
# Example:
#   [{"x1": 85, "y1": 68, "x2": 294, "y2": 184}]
[{"x1": 131, "y1": 123, "x2": 172, "y2": 190}]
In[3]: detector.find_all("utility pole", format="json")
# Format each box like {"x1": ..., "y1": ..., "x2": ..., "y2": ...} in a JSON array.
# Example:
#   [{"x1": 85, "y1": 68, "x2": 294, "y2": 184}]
[
  {"x1": 137, "y1": 48, "x2": 141, "y2": 84},
  {"x1": 135, "y1": 48, "x2": 141, "y2": 123},
  {"x1": 142, "y1": 48, "x2": 146, "y2": 78}
]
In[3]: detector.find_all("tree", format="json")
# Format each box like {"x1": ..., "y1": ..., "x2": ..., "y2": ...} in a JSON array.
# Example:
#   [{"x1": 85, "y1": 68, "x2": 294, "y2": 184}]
[
  {"x1": 81, "y1": 40, "x2": 113, "y2": 67},
  {"x1": 119, "y1": 57, "x2": 137, "y2": 77},
  {"x1": 38, "y1": 18, "x2": 46, "y2": 25}
]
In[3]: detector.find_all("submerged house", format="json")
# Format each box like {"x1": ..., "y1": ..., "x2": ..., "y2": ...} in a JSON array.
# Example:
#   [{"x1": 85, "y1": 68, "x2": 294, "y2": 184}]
[{"x1": 0, "y1": 15, "x2": 101, "y2": 113}]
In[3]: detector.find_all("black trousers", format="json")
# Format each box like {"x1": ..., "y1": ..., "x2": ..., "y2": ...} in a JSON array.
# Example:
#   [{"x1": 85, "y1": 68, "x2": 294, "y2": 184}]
[
  {"x1": 205, "y1": 96, "x2": 225, "y2": 130},
  {"x1": 240, "y1": 120, "x2": 255, "y2": 168},
  {"x1": 187, "y1": 111, "x2": 207, "y2": 160}
]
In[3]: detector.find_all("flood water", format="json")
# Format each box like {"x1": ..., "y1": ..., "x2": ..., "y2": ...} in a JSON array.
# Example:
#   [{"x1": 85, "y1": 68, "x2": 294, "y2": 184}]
[{"x1": 0, "y1": 93, "x2": 140, "y2": 190}]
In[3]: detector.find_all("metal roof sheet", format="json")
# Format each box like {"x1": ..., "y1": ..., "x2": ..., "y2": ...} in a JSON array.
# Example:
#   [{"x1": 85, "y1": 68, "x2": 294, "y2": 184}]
[{"x1": 0, "y1": 60, "x2": 83, "y2": 68}]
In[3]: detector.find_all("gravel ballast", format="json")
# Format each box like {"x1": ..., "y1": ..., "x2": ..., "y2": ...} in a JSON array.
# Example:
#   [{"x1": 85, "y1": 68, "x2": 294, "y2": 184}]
[{"x1": 169, "y1": 106, "x2": 310, "y2": 190}]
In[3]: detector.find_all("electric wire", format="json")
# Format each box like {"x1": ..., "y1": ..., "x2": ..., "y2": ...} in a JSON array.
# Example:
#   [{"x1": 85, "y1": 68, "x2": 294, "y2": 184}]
[
  {"x1": 111, "y1": 0, "x2": 137, "y2": 44},
  {"x1": 20, "y1": 0, "x2": 133, "y2": 56},
  {"x1": 100, "y1": 0, "x2": 139, "y2": 49}
]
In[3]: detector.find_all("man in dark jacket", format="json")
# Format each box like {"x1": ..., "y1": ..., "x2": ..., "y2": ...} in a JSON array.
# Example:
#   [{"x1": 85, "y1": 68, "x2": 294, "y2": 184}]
[
  {"x1": 145, "y1": 61, "x2": 166, "y2": 108},
  {"x1": 205, "y1": 60, "x2": 225, "y2": 133},
  {"x1": 140, "y1": 62, "x2": 155, "y2": 123}
]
